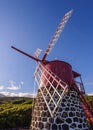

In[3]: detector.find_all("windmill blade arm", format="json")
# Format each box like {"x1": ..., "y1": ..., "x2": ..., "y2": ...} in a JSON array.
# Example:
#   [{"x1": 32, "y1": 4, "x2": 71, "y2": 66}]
[
  {"x1": 11, "y1": 46, "x2": 41, "y2": 62},
  {"x1": 42, "y1": 9, "x2": 73, "y2": 61}
]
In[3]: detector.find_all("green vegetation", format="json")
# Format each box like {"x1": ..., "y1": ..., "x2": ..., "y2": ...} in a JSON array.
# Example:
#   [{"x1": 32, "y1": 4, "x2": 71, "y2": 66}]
[
  {"x1": 0, "y1": 95, "x2": 93, "y2": 129},
  {"x1": 86, "y1": 95, "x2": 93, "y2": 107},
  {"x1": 0, "y1": 97, "x2": 34, "y2": 129}
]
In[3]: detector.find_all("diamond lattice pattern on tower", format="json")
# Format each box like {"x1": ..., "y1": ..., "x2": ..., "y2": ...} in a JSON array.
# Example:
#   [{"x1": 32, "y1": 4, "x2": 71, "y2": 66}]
[{"x1": 34, "y1": 62, "x2": 68, "y2": 117}]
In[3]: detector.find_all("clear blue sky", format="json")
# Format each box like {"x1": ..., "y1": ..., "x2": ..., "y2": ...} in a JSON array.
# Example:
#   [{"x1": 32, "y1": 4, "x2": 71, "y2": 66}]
[{"x1": 0, "y1": 0, "x2": 93, "y2": 97}]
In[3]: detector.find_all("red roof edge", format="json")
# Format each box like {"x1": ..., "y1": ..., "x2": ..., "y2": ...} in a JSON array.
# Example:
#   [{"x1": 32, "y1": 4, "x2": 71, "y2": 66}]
[{"x1": 72, "y1": 70, "x2": 81, "y2": 78}]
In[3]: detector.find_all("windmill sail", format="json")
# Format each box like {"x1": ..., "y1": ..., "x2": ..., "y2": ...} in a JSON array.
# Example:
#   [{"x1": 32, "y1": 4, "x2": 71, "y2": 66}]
[
  {"x1": 42, "y1": 9, "x2": 73, "y2": 61},
  {"x1": 34, "y1": 48, "x2": 42, "y2": 58},
  {"x1": 11, "y1": 46, "x2": 41, "y2": 62},
  {"x1": 34, "y1": 62, "x2": 68, "y2": 117}
]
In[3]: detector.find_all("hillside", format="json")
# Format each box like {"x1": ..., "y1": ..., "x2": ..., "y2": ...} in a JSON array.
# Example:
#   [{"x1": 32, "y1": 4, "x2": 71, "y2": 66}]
[
  {"x1": 0, "y1": 94, "x2": 5, "y2": 97},
  {"x1": 0, "y1": 95, "x2": 93, "y2": 129},
  {"x1": 0, "y1": 97, "x2": 34, "y2": 129}
]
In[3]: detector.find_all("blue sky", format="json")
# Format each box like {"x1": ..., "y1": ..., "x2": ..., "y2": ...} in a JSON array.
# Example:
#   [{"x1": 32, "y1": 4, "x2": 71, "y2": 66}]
[{"x1": 0, "y1": 0, "x2": 93, "y2": 97}]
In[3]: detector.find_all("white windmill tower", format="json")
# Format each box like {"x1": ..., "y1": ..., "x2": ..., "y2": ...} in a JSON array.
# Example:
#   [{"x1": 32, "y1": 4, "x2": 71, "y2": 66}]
[{"x1": 11, "y1": 10, "x2": 93, "y2": 130}]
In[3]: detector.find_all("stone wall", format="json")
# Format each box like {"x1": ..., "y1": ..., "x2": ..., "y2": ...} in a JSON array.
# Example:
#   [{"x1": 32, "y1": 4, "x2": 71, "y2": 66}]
[{"x1": 30, "y1": 86, "x2": 89, "y2": 130}]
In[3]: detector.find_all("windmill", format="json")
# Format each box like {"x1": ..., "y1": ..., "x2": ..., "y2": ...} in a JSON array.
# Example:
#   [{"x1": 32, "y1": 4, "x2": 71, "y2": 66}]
[{"x1": 11, "y1": 10, "x2": 93, "y2": 130}]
